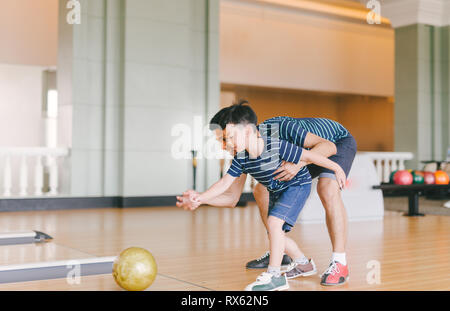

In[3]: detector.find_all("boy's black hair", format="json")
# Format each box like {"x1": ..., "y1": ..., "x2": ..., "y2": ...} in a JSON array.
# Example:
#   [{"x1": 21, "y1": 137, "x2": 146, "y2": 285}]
[{"x1": 209, "y1": 100, "x2": 257, "y2": 131}]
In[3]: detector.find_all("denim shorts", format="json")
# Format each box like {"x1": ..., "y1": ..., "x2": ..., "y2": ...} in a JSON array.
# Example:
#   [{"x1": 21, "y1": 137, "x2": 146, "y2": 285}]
[
  {"x1": 268, "y1": 183, "x2": 312, "y2": 232},
  {"x1": 307, "y1": 134, "x2": 357, "y2": 180}
]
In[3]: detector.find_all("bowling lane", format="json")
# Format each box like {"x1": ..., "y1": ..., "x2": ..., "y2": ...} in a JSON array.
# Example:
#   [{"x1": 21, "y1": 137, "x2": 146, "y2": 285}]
[
  {"x1": 0, "y1": 242, "x2": 96, "y2": 266},
  {"x1": 0, "y1": 273, "x2": 210, "y2": 291}
]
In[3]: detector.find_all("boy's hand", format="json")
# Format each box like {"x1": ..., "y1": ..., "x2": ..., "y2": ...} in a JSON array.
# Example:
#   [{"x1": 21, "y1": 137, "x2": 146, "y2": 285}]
[
  {"x1": 334, "y1": 167, "x2": 347, "y2": 190},
  {"x1": 183, "y1": 190, "x2": 201, "y2": 204},
  {"x1": 273, "y1": 161, "x2": 307, "y2": 181},
  {"x1": 176, "y1": 191, "x2": 201, "y2": 211}
]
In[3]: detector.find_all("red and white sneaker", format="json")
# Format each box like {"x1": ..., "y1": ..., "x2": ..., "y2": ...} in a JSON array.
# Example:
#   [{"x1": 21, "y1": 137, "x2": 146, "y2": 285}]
[{"x1": 320, "y1": 261, "x2": 349, "y2": 286}]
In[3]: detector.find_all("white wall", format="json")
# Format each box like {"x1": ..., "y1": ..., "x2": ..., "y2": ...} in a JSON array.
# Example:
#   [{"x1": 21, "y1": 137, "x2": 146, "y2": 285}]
[
  {"x1": 220, "y1": 0, "x2": 395, "y2": 97},
  {"x1": 0, "y1": 64, "x2": 45, "y2": 147},
  {"x1": 58, "y1": 0, "x2": 221, "y2": 197},
  {"x1": 0, "y1": 0, "x2": 59, "y2": 148},
  {"x1": 0, "y1": 0, "x2": 58, "y2": 66}
]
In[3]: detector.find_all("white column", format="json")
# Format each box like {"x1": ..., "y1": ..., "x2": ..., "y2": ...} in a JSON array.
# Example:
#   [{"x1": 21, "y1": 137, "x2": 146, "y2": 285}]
[
  {"x1": 398, "y1": 159, "x2": 406, "y2": 170},
  {"x1": 19, "y1": 156, "x2": 28, "y2": 196},
  {"x1": 375, "y1": 158, "x2": 382, "y2": 183},
  {"x1": 48, "y1": 156, "x2": 58, "y2": 196},
  {"x1": 3, "y1": 156, "x2": 12, "y2": 197},
  {"x1": 34, "y1": 155, "x2": 44, "y2": 196},
  {"x1": 391, "y1": 157, "x2": 398, "y2": 172},
  {"x1": 383, "y1": 158, "x2": 390, "y2": 183}
]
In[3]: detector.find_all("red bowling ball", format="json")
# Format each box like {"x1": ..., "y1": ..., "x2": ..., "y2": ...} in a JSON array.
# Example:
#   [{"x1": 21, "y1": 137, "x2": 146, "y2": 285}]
[
  {"x1": 424, "y1": 172, "x2": 435, "y2": 185},
  {"x1": 393, "y1": 170, "x2": 413, "y2": 185}
]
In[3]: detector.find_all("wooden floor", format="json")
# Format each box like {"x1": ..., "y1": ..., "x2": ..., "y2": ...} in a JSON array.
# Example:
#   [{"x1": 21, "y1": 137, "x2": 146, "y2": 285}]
[{"x1": 0, "y1": 203, "x2": 448, "y2": 291}]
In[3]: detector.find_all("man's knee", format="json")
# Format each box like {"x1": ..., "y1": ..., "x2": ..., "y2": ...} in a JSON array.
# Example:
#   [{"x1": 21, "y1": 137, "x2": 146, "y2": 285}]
[
  {"x1": 317, "y1": 178, "x2": 341, "y2": 207},
  {"x1": 253, "y1": 183, "x2": 268, "y2": 199}
]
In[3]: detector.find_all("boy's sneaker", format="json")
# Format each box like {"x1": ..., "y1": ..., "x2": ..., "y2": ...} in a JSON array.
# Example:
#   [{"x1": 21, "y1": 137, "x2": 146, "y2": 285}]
[
  {"x1": 245, "y1": 272, "x2": 289, "y2": 291},
  {"x1": 285, "y1": 259, "x2": 317, "y2": 279},
  {"x1": 320, "y1": 261, "x2": 349, "y2": 286},
  {"x1": 246, "y1": 251, "x2": 292, "y2": 269}
]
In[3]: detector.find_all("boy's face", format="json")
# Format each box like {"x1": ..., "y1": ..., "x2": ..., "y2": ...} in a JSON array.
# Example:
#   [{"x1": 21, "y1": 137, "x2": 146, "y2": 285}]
[{"x1": 214, "y1": 124, "x2": 248, "y2": 155}]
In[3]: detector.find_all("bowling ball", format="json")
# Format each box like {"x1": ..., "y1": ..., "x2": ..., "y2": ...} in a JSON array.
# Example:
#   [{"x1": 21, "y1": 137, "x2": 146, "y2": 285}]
[
  {"x1": 113, "y1": 247, "x2": 157, "y2": 291},
  {"x1": 424, "y1": 172, "x2": 435, "y2": 184},
  {"x1": 413, "y1": 171, "x2": 424, "y2": 177},
  {"x1": 412, "y1": 171, "x2": 424, "y2": 184},
  {"x1": 434, "y1": 170, "x2": 449, "y2": 185},
  {"x1": 393, "y1": 170, "x2": 413, "y2": 185},
  {"x1": 389, "y1": 170, "x2": 398, "y2": 184}
]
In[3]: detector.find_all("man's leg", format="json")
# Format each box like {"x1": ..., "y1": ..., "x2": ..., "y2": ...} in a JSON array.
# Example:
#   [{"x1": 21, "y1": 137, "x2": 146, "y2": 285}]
[
  {"x1": 253, "y1": 183, "x2": 269, "y2": 231},
  {"x1": 317, "y1": 177, "x2": 348, "y2": 253},
  {"x1": 317, "y1": 176, "x2": 349, "y2": 286}
]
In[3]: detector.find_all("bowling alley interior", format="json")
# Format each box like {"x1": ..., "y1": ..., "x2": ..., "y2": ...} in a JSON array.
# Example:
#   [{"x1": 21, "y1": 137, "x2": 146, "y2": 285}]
[{"x1": 0, "y1": 0, "x2": 449, "y2": 292}]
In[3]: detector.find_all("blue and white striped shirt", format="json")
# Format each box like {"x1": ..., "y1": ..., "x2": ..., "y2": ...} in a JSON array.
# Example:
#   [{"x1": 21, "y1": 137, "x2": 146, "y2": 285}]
[
  {"x1": 226, "y1": 123, "x2": 312, "y2": 193},
  {"x1": 263, "y1": 117, "x2": 350, "y2": 144}
]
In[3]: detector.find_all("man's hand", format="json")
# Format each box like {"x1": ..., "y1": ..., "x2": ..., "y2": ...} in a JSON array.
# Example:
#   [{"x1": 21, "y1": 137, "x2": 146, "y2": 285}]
[
  {"x1": 273, "y1": 160, "x2": 307, "y2": 181},
  {"x1": 176, "y1": 190, "x2": 201, "y2": 211}
]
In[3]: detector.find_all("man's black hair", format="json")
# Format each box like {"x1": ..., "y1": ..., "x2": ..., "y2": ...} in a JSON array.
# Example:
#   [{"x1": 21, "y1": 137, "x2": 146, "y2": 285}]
[{"x1": 209, "y1": 100, "x2": 257, "y2": 131}]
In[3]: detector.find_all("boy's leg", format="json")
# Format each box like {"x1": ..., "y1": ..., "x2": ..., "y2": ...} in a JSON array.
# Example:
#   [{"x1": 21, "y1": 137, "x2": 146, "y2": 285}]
[
  {"x1": 267, "y1": 216, "x2": 285, "y2": 269},
  {"x1": 245, "y1": 215, "x2": 289, "y2": 291},
  {"x1": 246, "y1": 184, "x2": 293, "y2": 269},
  {"x1": 253, "y1": 183, "x2": 269, "y2": 230},
  {"x1": 253, "y1": 184, "x2": 306, "y2": 259}
]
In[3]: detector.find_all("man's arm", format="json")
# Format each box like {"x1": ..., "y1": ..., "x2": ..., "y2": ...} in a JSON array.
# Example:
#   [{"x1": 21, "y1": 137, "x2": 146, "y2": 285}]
[
  {"x1": 273, "y1": 133, "x2": 337, "y2": 181},
  {"x1": 301, "y1": 132, "x2": 337, "y2": 164}
]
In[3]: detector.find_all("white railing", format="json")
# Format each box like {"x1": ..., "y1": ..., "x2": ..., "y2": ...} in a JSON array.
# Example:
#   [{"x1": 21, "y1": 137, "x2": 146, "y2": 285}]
[
  {"x1": 360, "y1": 152, "x2": 414, "y2": 184},
  {"x1": 0, "y1": 147, "x2": 69, "y2": 197}
]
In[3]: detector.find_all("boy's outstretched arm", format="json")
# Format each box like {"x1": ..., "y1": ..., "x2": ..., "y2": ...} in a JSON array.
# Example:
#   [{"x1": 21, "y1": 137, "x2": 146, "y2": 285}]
[
  {"x1": 195, "y1": 173, "x2": 237, "y2": 204},
  {"x1": 178, "y1": 173, "x2": 247, "y2": 209}
]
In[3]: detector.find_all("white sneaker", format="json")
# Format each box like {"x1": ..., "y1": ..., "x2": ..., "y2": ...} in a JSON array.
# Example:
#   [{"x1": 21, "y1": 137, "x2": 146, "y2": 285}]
[{"x1": 244, "y1": 272, "x2": 289, "y2": 291}]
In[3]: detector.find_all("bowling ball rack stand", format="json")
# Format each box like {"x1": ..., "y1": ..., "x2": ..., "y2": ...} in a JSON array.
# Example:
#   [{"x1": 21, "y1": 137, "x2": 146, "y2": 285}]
[{"x1": 373, "y1": 184, "x2": 450, "y2": 216}]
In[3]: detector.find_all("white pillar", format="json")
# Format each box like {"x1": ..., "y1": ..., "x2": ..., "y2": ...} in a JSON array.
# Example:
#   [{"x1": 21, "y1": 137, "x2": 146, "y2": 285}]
[
  {"x1": 3, "y1": 156, "x2": 12, "y2": 197},
  {"x1": 19, "y1": 156, "x2": 28, "y2": 196},
  {"x1": 383, "y1": 158, "x2": 390, "y2": 183},
  {"x1": 34, "y1": 156, "x2": 44, "y2": 196},
  {"x1": 48, "y1": 157, "x2": 59, "y2": 196}
]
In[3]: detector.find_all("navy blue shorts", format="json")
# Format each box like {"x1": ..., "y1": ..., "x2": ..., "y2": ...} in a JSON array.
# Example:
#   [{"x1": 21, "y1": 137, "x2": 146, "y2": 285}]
[
  {"x1": 307, "y1": 134, "x2": 357, "y2": 179},
  {"x1": 268, "y1": 183, "x2": 312, "y2": 232}
]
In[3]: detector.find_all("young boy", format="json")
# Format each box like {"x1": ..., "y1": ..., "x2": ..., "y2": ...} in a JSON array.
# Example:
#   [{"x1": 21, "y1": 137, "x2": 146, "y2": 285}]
[{"x1": 177, "y1": 102, "x2": 346, "y2": 291}]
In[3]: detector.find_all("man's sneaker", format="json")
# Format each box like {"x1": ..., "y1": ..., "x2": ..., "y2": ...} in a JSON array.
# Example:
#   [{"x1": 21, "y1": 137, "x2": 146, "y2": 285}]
[
  {"x1": 245, "y1": 272, "x2": 289, "y2": 291},
  {"x1": 320, "y1": 261, "x2": 349, "y2": 286},
  {"x1": 285, "y1": 259, "x2": 317, "y2": 279},
  {"x1": 246, "y1": 251, "x2": 292, "y2": 269}
]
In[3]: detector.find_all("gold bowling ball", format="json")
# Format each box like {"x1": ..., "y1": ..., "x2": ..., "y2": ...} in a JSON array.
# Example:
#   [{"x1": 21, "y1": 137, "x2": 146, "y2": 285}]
[{"x1": 112, "y1": 247, "x2": 157, "y2": 291}]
